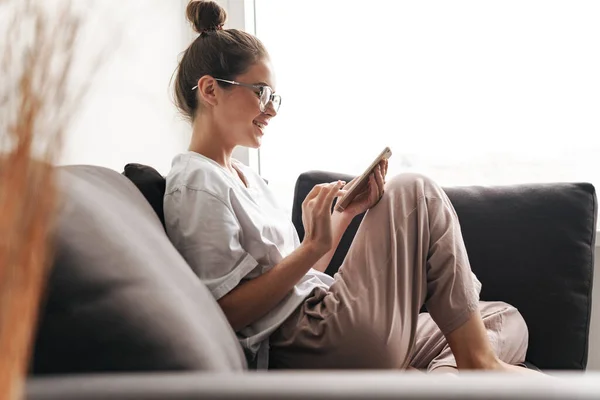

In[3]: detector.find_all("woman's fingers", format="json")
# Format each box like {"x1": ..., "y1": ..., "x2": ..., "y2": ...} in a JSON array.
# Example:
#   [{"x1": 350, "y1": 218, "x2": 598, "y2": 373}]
[
  {"x1": 367, "y1": 174, "x2": 378, "y2": 202},
  {"x1": 321, "y1": 181, "x2": 344, "y2": 209},
  {"x1": 375, "y1": 164, "x2": 385, "y2": 196},
  {"x1": 325, "y1": 181, "x2": 345, "y2": 207},
  {"x1": 315, "y1": 181, "x2": 344, "y2": 210},
  {"x1": 306, "y1": 180, "x2": 340, "y2": 203},
  {"x1": 305, "y1": 183, "x2": 324, "y2": 202}
]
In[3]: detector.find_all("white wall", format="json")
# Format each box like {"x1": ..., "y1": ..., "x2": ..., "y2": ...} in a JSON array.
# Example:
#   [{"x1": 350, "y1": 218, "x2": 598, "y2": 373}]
[
  {"x1": 59, "y1": 0, "x2": 257, "y2": 174},
  {"x1": 59, "y1": 1, "x2": 192, "y2": 175}
]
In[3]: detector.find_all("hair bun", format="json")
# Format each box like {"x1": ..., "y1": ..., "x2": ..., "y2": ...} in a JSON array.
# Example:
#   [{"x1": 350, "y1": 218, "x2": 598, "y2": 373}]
[{"x1": 186, "y1": 0, "x2": 227, "y2": 33}]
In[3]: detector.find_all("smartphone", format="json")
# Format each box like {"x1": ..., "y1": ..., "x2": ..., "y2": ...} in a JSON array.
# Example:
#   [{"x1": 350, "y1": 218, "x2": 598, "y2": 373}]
[{"x1": 334, "y1": 146, "x2": 392, "y2": 212}]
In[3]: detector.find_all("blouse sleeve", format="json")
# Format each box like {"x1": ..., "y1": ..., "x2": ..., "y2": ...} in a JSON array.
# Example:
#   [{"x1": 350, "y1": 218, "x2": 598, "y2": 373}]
[{"x1": 165, "y1": 187, "x2": 259, "y2": 300}]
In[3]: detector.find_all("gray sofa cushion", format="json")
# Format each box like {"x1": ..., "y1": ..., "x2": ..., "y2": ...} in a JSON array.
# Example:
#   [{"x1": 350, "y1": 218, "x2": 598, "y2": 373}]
[{"x1": 31, "y1": 165, "x2": 246, "y2": 374}]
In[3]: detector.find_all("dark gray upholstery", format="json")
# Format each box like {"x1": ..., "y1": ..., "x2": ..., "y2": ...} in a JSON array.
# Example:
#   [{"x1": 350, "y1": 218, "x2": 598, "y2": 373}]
[
  {"x1": 31, "y1": 165, "x2": 246, "y2": 374},
  {"x1": 292, "y1": 171, "x2": 597, "y2": 370},
  {"x1": 25, "y1": 165, "x2": 597, "y2": 399}
]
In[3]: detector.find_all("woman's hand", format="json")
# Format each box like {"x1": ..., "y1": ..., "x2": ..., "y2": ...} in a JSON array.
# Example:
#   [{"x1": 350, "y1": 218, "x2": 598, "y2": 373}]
[
  {"x1": 342, "y1": 159, "x2": 388, "y2": 218},
  {"x1": 301, "y1": 180, "x2": 347, "y2": 256}
]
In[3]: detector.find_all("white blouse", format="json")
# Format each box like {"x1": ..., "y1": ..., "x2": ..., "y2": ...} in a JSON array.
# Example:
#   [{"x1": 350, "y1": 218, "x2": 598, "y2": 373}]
[{"x1": 164, "y1": 151, "x2": 334, "y2": 369}]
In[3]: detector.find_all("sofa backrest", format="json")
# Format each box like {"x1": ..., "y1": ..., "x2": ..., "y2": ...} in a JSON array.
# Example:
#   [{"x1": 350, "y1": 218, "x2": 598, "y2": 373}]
[
  {"x1": 444, "y1": 182, "x2": 596, "y2": 371},
  {"x1": 32, "y1": 165, "x2": 247, "y2": 374},
  {"x1": 119, "y1": 163, "x2": 597, "y2": 370},
  {"x1": 292, "y1": 171, "x2": 597, "y2": 371}
]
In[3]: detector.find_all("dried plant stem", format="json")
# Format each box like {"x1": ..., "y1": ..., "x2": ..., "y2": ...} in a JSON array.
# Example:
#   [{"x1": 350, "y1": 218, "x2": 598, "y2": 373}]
[{"x1": 0, "y1": 1, "x2": 84, "y2": 399}]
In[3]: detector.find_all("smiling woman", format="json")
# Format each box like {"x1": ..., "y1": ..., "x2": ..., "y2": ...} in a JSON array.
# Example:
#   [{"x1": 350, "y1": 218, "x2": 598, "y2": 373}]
[
  {"x1": 162, "y1": 0, "x2": 538, "y2": 375},
  {"x1": 173, "y1": 0, "x2": 278, "y2": 153}
]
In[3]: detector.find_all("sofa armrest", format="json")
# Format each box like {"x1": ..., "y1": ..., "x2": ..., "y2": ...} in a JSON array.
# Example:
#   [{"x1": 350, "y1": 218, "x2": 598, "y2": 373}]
[
  {"x1": 26, "y1": 372, "x2": 600, "y2": 400},
  {"x1": 292, "y1": 171, "x2": 597, "y2": 371}
]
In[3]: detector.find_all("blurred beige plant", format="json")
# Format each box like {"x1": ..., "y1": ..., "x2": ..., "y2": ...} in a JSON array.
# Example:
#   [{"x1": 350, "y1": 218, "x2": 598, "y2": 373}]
[{"x1": 0, "y1": 0, "x2": 93, "y2": 398}]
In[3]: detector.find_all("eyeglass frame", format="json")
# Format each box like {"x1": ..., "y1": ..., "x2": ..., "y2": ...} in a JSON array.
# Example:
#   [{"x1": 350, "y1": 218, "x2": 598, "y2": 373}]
[{"x1": 192, "y1": 78, "x2": 281, "y2": 113}]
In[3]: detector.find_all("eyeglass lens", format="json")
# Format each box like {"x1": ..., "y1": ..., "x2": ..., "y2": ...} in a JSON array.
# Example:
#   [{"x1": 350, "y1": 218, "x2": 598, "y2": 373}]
[{"x1": 260, "y1": 87, "x2": 280, "y2": 112}]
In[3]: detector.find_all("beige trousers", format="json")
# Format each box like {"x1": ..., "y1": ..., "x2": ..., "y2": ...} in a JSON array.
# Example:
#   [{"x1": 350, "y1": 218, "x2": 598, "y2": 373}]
[{"x1": 269, "y1": 173, "x2": 528, "y2": 370}]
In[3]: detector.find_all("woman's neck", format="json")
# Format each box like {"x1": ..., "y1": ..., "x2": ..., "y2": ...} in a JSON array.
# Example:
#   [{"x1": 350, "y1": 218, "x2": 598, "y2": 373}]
[{"x1": 188, "y1": 118, "x2": 235, "y2": 171}]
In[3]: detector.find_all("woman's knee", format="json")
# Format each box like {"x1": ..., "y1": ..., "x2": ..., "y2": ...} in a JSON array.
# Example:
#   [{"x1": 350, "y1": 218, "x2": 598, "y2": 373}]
[
  {"x1": 385, "y1": 172, "x2": 440, "y2": 197},
  {"x1": 382, "y1": 173, "x2": 445, "y2": 209},
  {"x1": 486, "y1": 302, "x2": 529, "y2": 363},
  {"x1": 504, "y1": 305, "x2": 529, "y2": 353}
]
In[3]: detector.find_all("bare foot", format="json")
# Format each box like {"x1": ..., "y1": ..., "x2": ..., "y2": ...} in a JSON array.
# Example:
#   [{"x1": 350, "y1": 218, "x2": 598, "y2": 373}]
[
  {"x1": 479, "y1": 359, "x2": 544, "y2": 375},
  {"x1": 457, "y1": 357, "x2": 544, "y2": 374},
  {"x1": 500, "y1": 361, "x2": 543, "y2": 375},
  {"x1": 430, "y1": 366, "x2": 459, "y2": 375}
]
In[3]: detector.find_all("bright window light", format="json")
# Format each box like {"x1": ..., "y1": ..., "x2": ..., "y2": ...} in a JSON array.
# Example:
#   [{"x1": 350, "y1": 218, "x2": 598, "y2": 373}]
[{"x1": 254, "y1": 0, "x2": 600, "y2": 215}]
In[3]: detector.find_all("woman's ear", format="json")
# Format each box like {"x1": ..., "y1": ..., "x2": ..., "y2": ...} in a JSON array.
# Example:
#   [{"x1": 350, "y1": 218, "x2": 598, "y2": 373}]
[{"x1": 197, "y1": 76, "x2": 218, "y2": 108}]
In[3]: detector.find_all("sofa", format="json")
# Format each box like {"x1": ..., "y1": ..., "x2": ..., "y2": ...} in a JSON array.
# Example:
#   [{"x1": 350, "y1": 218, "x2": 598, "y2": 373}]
[{"x1": 25, "y1": 163, "x2": 597, "y2": 399}]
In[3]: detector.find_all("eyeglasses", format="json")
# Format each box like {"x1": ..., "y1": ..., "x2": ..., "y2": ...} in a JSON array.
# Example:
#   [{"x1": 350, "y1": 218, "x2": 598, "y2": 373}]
[{"x1": 192, "y1": 78, "x2": 281, "y2": 113}]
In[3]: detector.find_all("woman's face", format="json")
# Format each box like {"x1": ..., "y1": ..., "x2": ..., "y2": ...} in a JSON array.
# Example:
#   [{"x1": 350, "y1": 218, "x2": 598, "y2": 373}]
[{"x1": 213, "y1": 59, "x2": 278, "y2": 149}]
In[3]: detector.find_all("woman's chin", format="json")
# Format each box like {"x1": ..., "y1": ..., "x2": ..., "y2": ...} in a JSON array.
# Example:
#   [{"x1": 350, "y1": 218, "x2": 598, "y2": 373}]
[
  {"x1": 249, "y1": 135, "x2": 263, "y2": 148},
  {"x1": 239, "y1": 129, "x2": 263, "y2": 149}
]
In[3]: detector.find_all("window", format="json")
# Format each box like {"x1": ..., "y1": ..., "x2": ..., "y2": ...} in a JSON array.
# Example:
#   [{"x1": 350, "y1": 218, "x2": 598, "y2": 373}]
[{"x1": 252, "y1": 0, "x2": 600, "y2": 216}]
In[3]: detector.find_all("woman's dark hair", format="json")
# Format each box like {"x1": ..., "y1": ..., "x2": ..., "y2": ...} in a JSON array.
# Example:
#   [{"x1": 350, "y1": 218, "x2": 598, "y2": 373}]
[{"x1": 174, "y1": 0, "x2": 268, "y2": 122}]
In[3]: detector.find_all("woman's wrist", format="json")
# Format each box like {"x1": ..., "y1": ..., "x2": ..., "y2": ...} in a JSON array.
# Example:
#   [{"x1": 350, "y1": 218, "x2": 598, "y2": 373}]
[
  {"x1": 299, "y1": 239, "x2": 330, "y2": 260},
  {"x1": 333, "y1": 209, "x2": 356, "y2": 225}
]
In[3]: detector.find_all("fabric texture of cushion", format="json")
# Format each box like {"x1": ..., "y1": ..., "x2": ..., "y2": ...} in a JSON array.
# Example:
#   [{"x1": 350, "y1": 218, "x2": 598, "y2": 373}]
[
  {"x1": 32, "y1": 165, "x2": 247, "y2": 374},
  {"x1": 122, "y1": 163, "x2": 167, "y2": 228},
  {"x1": 292, "y1": 171, "x2": 597, "y2": 371}
]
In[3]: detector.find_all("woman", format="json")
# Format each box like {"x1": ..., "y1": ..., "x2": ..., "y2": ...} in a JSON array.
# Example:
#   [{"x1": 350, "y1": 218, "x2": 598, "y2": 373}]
[{"x1": 165, "y1": 0, "x2": 534, "y2": 373}]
